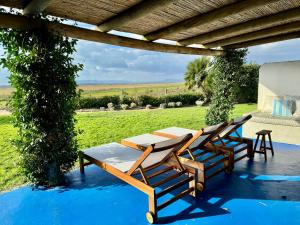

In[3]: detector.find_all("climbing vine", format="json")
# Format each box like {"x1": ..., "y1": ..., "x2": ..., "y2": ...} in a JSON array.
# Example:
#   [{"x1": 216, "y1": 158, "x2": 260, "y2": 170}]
[
  {"x1": 0, "y1": 16, "x2": 83, "y2": 185},
  {"x1": 205, "y1": 49, "x2": 248, "y2": 125}
]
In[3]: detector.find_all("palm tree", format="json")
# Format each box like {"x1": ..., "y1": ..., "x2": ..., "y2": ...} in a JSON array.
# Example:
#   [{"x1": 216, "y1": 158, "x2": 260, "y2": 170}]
[{"x1": 184, "y1": 57, "x2": 212, "y2": 101}]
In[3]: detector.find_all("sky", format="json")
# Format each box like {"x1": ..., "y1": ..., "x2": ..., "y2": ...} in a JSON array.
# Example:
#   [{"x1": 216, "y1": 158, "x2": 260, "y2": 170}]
[{"x1": 0, "y1": 31, "x2": 300, "y2": 86}]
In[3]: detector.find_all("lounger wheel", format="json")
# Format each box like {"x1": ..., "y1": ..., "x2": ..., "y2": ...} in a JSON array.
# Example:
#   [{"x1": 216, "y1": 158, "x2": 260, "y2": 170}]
[{"x1": 146, "y1": 212, "x2": 156, "y2": 224}]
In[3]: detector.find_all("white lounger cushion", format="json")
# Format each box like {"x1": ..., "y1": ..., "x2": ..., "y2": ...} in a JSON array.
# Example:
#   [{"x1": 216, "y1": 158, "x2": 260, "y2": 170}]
[
  {"x1": 83, "y1": 142, "x2": 143, "y2": 172},
  {"x1": 156, "y1": 127, "x2": 198, "y2": 136},
  {"x1": 122, "y1": 134, "x2": 176, "y2": 168},
  {"x1": 123, "y1": 133, "x2": 170, "y2": 146}
]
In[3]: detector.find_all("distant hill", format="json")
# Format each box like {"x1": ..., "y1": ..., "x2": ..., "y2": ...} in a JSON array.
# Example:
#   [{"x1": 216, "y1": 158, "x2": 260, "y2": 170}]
[{"x1": 76, "y1": 78, "x2": 183, "y2": 85}]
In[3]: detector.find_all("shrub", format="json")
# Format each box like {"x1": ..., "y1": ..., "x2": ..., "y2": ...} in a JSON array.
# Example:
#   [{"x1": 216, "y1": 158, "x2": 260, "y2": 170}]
[
  {"x1": 78, "y1": 96, "x2": 120, "y2": 109},
  {"x1": 160, "y1": 94, "x2": 203, "y2": 105},
  {"x1": 235, "y1": 63, "x2": 260, "y2": 103},
  {"x1": 205, "y1": 49, "x2": 248, "y2": 125},
  {"x1": 138, "y1": 95, "x2": 160, "y2": 107},
  {"x1": 0, "y1": 21, "x2": 82, "y2": 185},
  {"x1": 120, "y1": 95, "x2": 135, "y2": 105}
]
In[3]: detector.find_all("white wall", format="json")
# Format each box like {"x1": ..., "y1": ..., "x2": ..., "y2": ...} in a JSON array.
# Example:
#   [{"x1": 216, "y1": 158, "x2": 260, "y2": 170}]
[{"x1": 258, "y1": 60, "x2": 300, "y2": 112}]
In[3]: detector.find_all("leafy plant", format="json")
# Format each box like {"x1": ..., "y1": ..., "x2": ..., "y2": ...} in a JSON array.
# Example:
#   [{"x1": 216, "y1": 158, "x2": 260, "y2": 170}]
[
  {"x1": 235, "y1": 63, "x2": 260, "y2": 103},
  {"x1": 184, "y1": 57, "x2": 213, "y2": 101},
  {"x1": 205, "y1": 49, "x2": 248, "y2": 125},
  {"x1": 0, "y1": 20, "x2": 83, "y2": 185},
  {"x1": 78, "y1": 96, "x2": 120, "y2": 109}
]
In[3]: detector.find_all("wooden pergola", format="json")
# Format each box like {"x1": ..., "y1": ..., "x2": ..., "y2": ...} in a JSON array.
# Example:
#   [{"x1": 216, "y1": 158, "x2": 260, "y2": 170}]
[{"x1": 1, "y1": 0, "x2": 300, "y2": 56}]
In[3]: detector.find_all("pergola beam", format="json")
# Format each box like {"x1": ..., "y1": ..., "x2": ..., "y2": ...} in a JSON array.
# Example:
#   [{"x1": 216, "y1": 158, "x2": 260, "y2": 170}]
[
  {"x1": 144, "y1": 0, "x2": 280, "y2": 41},
  {"x1": 204, "y1": 21, "x2": 300, "y2": 48},
  {"x1": 97, "y1": 0, "x2": 174, "y2": 32},
  {"x1": 0, "y1": 13, "x2": 224, "y2": 56},
  {"x1": 23, "y1": 0, "x2": 53, "y2": 15},
  {"x1": 179, "y1": 7, "x2": 300, "y2": 46},
  {"x1": 224, "y1": 31, "x2": 300, "y2": 49}
]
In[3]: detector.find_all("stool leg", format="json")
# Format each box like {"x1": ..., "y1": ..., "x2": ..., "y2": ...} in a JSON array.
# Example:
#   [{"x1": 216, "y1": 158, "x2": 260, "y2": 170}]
[
  {"x1": 262, "y1": 135, "x2": 267, "y2": 161},
  {"x1": 253, "y1": 134, "x2": 260, "y2": 157},
  {"x1": 268, "y1": 133, "x2": 274, "y2": 156}
]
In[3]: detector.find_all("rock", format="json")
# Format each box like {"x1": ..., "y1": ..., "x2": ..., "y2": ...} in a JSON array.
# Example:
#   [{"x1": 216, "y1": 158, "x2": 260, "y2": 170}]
[
  {"x1": 159, "y1": 103, "x2": 167, "y2": 109},
  {"x1": 195, "y1": 100, "x2": 204, "y2": 106},
  {"x1": 146, "y1": 104, "x2": 152, "y2": 109},
  {"x1": 121, "y1": 104, "x2": 129, "y2": 110},
  {"x1": 176, "y1": 102, "x2": 183, "y2": 107},
  {"x1": 167, "y1": 102, "x2": 176, "y2": 108},
  {"x1": 130, "y1": 102, "x2": 137, "y2": 108}
]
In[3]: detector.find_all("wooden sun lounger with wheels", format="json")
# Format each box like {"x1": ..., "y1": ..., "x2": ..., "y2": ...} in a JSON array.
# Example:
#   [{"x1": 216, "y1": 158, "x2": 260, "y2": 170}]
[
  {"x1": 153, "y1": 115, "x2": 253, "y2": 169},
  {"x1": 79, "y1": 134, "x2": 199, "y2": 223},
  {"x1": 217, "y1": 114, "x2": 253, "y2": 166},
  {"x1": 121, "y1": 122, "x2": 231, "y2": 190}
]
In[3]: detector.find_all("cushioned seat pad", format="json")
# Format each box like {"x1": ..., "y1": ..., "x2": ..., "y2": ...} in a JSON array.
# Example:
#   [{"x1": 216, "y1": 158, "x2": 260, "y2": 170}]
[
  {"x1": 83, "y1": 142, "x2": 143, "y2": 172},
  {"x1": 155, "y1": 127, "x2": 198, "y2": 136}
]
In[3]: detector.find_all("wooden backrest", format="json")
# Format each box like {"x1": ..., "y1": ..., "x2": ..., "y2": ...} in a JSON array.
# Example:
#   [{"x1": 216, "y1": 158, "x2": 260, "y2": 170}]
[
  {"x1": 221, "y1": 114, "x2": 252, "y2": 139},
  {"x1": 127, "y1": 133, "x2": 193, "y2": 175},
  {"x1": 177, "y1": 121, "x2": 228, "y2": 154}
]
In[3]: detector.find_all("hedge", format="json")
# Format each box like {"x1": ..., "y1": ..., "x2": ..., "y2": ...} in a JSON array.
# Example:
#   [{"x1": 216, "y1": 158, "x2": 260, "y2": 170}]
[
  {"x1": 78, "y1": 96, "x2": 120, "y2": 109},
  {"x1": 77, "y1": 93, "x2": 204, "y2": 109}
]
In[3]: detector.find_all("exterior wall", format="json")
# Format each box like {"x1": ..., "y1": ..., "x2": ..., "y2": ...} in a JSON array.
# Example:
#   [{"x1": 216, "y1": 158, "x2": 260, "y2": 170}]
[
  {"x1": 258, "y1": 60, "x2": 300, "y2": 113},
  {"x1": 244, "y1": 60, "x2": 300, "y2": 145}
]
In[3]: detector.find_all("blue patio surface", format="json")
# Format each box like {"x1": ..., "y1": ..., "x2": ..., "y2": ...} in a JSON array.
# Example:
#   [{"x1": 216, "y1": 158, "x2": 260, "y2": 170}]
[{"x1": 1, "y1": 141, "x2": 300, "y2": 225}]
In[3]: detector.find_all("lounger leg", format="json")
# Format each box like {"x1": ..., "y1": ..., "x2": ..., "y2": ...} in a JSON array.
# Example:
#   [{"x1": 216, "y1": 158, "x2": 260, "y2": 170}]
[
  {"x1": 247, "y1": 139, "x2": 254, "y2": 159},
  {"x1": 224, "y1": 155, "x2": 232, "y2": 174},
  {"x1": 197, "y1": 169, "x2": 205, "y2": 191},
  {"x1": 146, "y1": 192, "x2": 157, "y2": 224},
  {"x1": 79, "y1": 152, "x2": 85, "y2": 174},
  {"x1": 229, "y1": 152, "x2": 234, "y2": 170},
  {"x1": 189, "y1": 170, "x2": 198, "y2": 197}
]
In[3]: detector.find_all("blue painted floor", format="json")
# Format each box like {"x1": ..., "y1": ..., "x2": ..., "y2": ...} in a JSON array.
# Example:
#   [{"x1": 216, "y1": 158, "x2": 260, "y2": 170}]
[{"x1": 1, "y1": 141, "x2": 300, "y2": 225}]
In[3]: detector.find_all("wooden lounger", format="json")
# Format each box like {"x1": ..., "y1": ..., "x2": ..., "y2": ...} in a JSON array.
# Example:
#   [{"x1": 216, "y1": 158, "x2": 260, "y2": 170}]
[
  {"x1": 121, "y1": 122, "x2": 231, "y2": 190},
  {"x1": 217, "y1": 114, "x2": 253, "y2": 166},
  {"x1": 153, "y1": 115, "x2": 253, "y2": 169},
  {"x1": 79, "y1": 134, "x2": 199, "y2": 223}
]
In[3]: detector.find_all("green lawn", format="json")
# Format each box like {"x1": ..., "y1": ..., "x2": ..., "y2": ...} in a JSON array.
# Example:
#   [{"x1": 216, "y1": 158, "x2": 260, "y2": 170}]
[{"x1": 0, "y1": 104, "x2": 256, "y2": 192}]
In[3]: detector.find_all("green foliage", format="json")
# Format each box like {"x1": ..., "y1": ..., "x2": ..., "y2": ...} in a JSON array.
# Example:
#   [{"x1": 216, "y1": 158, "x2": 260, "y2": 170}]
[
  {"x1": 137, "y1": 95, "x2": 160, "y2": 106},
  {"x1": 160, "y1": 94, "x2": 203, "y2": 105},
  {"x1": 78, "y1": 96, "x2": 120, "y2": 109},
  {"x1": 205, "y1": 49, "x2": 248, "y2": 125},
  {"x1": 0, "y1": 23, "x2": 83, "y2": 185},
  {"x1": 184, "y1": 57, "x2": 213, "y2": 100},
  {"x1": 235, "y1": 63, "x2": 260, "y2": 103}
]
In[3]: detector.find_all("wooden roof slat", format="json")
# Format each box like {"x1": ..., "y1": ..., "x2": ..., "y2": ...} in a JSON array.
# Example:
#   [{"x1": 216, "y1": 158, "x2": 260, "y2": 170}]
[
  {"x1": 23, "y1": 0, "x2": 53, "y2": 15},
  {"x1": 178, "y1": 6, "x2": 300, "y2": 46},
  {"x1": 143, "y1": 0, "x2": 281, "y2": 41},
  {"x1": 97, "y1": 0, "x2": 174, "y2": 32},
  {"x1": 0, "y1": 12, "x2": 224, "y2": 56},
  {"x1": 204, "y1": 20, "x2": 300, "y2": 48},
  {"x1": 224, "y1": 31, "x2": 300, "y2": 49}
]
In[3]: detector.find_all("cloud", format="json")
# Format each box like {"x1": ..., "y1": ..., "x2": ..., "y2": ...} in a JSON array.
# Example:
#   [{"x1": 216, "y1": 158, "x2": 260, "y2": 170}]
[{"x1": 1, "y1": 36, "x2": 300, "y2": 86}]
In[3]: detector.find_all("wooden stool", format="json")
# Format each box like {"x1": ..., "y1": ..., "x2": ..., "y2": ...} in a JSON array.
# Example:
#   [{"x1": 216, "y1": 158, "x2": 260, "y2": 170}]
[{"x1": 253, "y1": 130, "x2": 274, "y2": 161}]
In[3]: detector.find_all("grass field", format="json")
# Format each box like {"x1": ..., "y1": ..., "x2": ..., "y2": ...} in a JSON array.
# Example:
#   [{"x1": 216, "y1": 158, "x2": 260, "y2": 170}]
[
  {"x1": 0, "y1": 104, "x2": 256, "y2": 192},
  {"x1": 0, "y1": 83, "x2": 190, "y2": 109}
]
